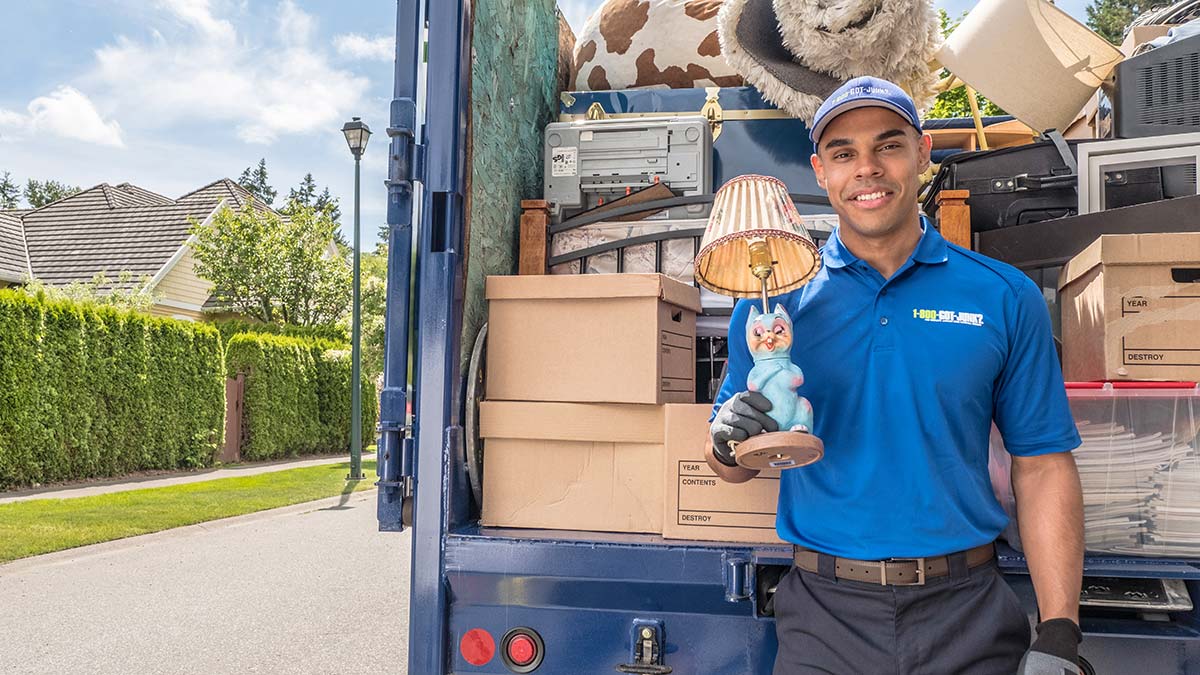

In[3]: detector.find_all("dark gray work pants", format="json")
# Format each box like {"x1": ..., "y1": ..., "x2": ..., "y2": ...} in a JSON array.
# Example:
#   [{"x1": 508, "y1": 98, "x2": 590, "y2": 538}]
[{"x1": 772, "y1": 558, "x2": 1031, "y2": 675}]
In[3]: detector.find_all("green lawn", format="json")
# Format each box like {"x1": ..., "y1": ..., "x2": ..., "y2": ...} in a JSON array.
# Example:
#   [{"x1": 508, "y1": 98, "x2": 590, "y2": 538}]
[{"x1": 0, "y1": 460, "x2": 377, "y2": 563}]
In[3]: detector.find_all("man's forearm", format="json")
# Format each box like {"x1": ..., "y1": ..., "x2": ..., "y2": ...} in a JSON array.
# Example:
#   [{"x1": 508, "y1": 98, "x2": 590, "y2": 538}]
[
  {"x1": 1011, "y1": 452, "x2": 1084, "y2": 624},
  {"x1": 705, "y1": 437, "x2": 761, "y2": 484}
]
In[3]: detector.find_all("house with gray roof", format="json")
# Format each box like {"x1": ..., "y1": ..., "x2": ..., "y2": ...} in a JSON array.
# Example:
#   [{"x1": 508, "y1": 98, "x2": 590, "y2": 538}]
[{"x1": 0, "y1": 178, "x2": 294, "y2": 321}]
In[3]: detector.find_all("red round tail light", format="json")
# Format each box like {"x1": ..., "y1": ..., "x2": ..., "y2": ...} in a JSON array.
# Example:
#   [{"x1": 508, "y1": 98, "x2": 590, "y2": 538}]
[
  {"x1": 459, "y1": 628, "x2": 495, "y2": 667},
  {"x1": 500, "y1": 628, "x2": 544, "y2": 672}
]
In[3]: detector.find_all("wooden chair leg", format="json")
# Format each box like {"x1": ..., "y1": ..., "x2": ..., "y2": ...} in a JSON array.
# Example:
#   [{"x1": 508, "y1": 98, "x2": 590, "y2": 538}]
[{"x1": 519, "y1": 199, "x2": 550, "y2": 275}]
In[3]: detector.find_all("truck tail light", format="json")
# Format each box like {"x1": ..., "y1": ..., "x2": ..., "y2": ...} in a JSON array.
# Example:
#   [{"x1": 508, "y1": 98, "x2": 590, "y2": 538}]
[
  {"x1": 459, "y1": 628, "x2": 495, "y2": 666},
  {"x1": 500, "y1": 627, "x2": 544, "y2": 672}
]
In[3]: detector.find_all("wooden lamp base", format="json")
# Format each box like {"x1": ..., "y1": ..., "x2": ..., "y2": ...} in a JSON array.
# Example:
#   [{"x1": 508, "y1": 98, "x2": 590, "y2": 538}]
[{"x1": 735, "y1": 431, "x2": 824, "y2": 470}]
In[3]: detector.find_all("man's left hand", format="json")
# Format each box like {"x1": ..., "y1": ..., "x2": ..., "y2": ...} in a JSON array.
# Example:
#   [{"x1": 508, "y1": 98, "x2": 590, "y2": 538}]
[{"x1": 1017, "y1": 618, "x2": 1082, "y2": 675}]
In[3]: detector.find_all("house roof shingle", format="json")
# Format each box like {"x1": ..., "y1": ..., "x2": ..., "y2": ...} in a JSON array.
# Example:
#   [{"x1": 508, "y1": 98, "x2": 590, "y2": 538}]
[
  {"x1": 178, "y1": 178, "x2": 257, "y2": 209},
  {"x1": 0, "y1": 211, "x2": 30, "y2": 283},
  {"x1": 19, "y1": 182, "x2": 227, "y2": 288},
  {"x1": 2, "y1": 178, "x2": 286, "y2": 295}
]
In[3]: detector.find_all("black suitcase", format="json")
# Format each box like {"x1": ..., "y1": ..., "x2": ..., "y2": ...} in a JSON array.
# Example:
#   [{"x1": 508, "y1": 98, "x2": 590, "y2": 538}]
[{"x1": 923, "y1": 134, "x2": 1166, "y2": 232}]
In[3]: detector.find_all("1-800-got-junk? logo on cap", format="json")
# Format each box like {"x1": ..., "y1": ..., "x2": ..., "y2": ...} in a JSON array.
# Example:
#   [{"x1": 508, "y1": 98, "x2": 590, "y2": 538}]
[{"x1": 810, "y1": 76, "x2": 923, "y2": 147}]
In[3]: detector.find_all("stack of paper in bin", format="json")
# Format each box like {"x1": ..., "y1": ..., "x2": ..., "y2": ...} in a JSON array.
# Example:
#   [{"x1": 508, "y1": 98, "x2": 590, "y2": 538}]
[
  {"x1": 1073, "y1": 421, "x2": 1194, "y2": 553},
  {"x1": 1144, "y1": 456, "x2": 1200, "y2": 556}
]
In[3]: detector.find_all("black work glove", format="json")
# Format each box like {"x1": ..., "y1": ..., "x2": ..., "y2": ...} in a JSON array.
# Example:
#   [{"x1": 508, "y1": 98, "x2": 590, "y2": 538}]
[
  {"x1": 709, "y1": 391, "x2": 777, "y2": 467},
  {"x1": 1017, "y1": 618, "x2": 1083, "y2": 675}
]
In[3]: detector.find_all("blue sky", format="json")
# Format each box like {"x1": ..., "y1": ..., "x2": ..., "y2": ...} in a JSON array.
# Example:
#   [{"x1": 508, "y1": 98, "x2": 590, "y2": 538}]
[
  {"x1": 0, "y1": 0, "x2": 396, "y2": 245},
  {"x1": 0, "y1": 1, "x2": 1094, "y2": 248}
]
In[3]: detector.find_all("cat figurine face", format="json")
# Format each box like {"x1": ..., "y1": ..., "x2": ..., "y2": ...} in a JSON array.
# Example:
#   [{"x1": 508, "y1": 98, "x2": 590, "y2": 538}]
[{"x1": 746, "y1": 304, "x2": 793, "y2": 358}]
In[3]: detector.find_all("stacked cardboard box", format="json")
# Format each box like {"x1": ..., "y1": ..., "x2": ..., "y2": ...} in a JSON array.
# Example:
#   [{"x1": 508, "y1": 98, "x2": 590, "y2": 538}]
[
  {"x1": 480, "y1": 273, "x2": 784, "y2": 544},
  {"x1": 1060, "y1": 233, "x2": 1200, "y2": 382}
]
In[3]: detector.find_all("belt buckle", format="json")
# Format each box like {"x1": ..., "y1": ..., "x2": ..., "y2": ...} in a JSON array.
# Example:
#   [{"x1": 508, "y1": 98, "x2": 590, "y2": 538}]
[{"x1": 881, "y1": 557, "x2": 926, "y2": 586}]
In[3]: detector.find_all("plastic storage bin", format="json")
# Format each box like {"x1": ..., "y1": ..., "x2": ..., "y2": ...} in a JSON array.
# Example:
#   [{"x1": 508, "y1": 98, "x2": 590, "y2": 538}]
[{"x1": 991, "y1": 382, "x2": 1200, "y2": 557}]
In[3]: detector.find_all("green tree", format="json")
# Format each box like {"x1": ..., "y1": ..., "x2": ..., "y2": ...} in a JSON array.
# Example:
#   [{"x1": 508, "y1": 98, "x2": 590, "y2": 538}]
[
  {"x1": 0, "y1": 172, "x2": 19, "y2": 209},
  {"x1": 22, "y1": 270, "x2": 157, "y2": 312},
  {"x1": 930, "y1": 10, "x2": 1005, "y2": 119},
  {"x1": 288, "y1": 172, "x2": 318, "y2": 207},
  {"x1": 285, "y1": 173, "x2": 341, "y2": 224},
  {"x1": 189, "y1": 199, "x2": 351, "y2": 326},
  {"x1": 1086, "y1": 0, "x2": 1160, "y2": 44},
  {"x1": 354, "y1": 246, "x2": 389, "y2": 379},
  {"x1": 25, "y1": 179, "x2": 82, "y2": 208},
  {"x1": 315, "y1": 187, "x2": 341, "y2": 223},
  {"x1": 238, "y1": 158, "x2": 277, "y2": 206}
]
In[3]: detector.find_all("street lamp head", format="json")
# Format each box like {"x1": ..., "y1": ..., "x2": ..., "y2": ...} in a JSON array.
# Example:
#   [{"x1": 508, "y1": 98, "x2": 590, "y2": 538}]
[{"x1": 341, "y1": 116, "x2": 371, "y2": 159}]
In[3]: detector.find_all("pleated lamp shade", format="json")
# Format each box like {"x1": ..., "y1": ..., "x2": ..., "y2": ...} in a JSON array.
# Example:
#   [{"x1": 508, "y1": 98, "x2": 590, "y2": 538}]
[
  {"x1": 694, "y1": 175, "x2": 822, "y2": 299},
  {"x1": 936, "y1": 0, "x2": 1122, "y2": 134}
]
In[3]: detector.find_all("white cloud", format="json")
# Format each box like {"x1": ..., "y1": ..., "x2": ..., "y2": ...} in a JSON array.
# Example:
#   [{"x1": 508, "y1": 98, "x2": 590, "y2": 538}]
[
  {"x1": 333, "y1": 33, "x2": 392, "y2": 61},
  {"x1": 158, "y1": 0, "x2": 235, "y2": 41},
  {"x1": 86, "y1": 0, "x2": 368, "y2": 144},
  {"x1": 0, "y1": 86, "x2": 125, "y2": 147},
  {"x1": 277, "y1": 0, "x2": 315, "y2": 46}
]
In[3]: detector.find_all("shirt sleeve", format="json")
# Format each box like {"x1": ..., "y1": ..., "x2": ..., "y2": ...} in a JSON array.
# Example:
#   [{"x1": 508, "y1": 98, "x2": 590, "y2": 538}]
[
  {"x1": 993, "y1": 277, "x2": 1082, "y2": 456},
  {"x1": 709, "y1": 298, "x2": 755, "y2": 422}
]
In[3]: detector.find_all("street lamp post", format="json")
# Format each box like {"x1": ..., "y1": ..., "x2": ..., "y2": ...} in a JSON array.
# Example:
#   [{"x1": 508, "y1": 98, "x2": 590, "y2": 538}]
[{"x1": 341, "y1": 116, "x2": 371, "y2": 481}]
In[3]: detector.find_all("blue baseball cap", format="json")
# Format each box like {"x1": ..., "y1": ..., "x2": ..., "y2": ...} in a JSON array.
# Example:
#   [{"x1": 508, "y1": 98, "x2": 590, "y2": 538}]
[{"x1": 810, "y1": 76, "x2": 922, "y2": 148}]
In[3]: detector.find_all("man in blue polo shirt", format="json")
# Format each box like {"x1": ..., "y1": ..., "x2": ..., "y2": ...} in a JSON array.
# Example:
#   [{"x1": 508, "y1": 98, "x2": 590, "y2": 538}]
[{"x1": 706, "y1": 77, "x2": 1085, "y2": 675}]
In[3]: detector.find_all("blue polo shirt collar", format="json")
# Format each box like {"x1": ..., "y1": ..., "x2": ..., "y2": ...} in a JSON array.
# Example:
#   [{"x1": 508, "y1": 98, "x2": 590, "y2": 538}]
[{"x1": 822, "y1": 216, "x2": 949, "y2": 269}]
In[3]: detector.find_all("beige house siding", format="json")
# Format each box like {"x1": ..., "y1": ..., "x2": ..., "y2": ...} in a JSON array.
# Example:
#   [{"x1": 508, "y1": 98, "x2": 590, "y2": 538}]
[{"x1": 149, "y1": 246, "x2": 211, "y2": 322}]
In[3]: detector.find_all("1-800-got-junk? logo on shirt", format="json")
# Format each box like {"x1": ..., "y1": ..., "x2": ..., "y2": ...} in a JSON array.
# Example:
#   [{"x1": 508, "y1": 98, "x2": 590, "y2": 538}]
[{"x1": 912, "y1": 308, "x2": 985, "y2": 327}]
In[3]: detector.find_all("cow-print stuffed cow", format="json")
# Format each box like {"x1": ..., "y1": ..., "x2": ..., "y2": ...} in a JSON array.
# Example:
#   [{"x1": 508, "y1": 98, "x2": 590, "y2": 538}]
[{"x1": 573, "y1": 0, "x2": 744, "y2": 91}]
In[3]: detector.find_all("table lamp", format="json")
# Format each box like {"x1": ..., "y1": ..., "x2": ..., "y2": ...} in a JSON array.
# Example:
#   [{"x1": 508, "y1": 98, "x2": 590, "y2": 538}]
[
  {"x1": 695, "y1": 174, "x2": 824, "y2": 470},
  {"x1": 936, "y1": 0, "x2": 1122, "y2": 134}
]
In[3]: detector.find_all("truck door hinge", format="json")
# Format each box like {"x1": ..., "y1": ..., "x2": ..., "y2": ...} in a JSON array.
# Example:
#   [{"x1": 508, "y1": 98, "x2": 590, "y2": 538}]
[{"x1": 725, "y1": 556, "x2": 752, "y2": 602}]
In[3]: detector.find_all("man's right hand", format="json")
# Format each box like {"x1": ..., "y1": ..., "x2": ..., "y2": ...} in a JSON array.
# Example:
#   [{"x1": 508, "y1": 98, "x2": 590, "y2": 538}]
[{"x1": 710, "y1": 391, "x2": 778, "y2": 467}]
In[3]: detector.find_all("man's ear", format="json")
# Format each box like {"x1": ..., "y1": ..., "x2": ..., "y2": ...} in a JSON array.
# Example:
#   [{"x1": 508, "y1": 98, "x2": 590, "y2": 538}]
[
  {"x1": 810, "y1": 153, "x2": 825, "y2": 191},
  {"x1": 918, "y1": 132, "x2": 933, "y2": 173}
]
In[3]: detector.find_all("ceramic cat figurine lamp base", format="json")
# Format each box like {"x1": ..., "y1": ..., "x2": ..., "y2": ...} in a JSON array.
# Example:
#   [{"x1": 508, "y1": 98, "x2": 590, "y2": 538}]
[
  {"x1": 694, "y1": 174, "x2": 824, "y2": 471},
  {"x1": 731, "y1": 304, "x2": 825, "y2": 470}
]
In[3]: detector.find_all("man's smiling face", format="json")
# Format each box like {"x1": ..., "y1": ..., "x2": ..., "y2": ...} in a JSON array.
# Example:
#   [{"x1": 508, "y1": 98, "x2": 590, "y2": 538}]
[{"x1": 810, "y1": 106, "x2": 931, "y2": 241}]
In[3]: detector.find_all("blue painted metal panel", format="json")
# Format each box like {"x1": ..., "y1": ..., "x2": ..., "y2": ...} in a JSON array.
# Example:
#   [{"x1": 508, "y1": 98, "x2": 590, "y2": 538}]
[
  {"x1": 404, "y1": 0, "x2": 472, "y2": 673},
  {"x1": 443, "y1": 534, "x2": 776, "y2": 674},
  {"x1": 377, "y1": 0, "x2": 422, "y2": 533},
  {"x1": 997, "y1": 542, "x2": 1200, "y2": 581}
]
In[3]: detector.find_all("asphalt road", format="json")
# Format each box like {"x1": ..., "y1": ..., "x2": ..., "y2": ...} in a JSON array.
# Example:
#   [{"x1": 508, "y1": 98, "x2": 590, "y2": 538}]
[{"x1": 0, "y1": 490, "x2": 411, "y2": 674}]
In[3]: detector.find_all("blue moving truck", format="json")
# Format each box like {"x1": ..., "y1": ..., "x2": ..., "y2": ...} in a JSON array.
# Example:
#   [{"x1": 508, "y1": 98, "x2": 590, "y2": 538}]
[{"x1": 377, "y1": 1, "x2": 1200, "y2": 672}]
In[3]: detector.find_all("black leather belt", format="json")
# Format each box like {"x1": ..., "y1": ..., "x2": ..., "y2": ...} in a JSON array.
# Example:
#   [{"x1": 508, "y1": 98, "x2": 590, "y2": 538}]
[{"x1": 792, "y1": 543, "x2": 996, "y2": 586}]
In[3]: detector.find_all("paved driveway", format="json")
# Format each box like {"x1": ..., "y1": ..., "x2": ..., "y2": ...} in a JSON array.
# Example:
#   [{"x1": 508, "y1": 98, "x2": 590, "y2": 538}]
[{"x1": 0, "y1": 490, "x2": 411, "y2": 674}]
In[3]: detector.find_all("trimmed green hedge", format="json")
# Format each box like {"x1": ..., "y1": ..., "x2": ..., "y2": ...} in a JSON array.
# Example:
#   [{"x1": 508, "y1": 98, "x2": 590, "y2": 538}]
[
  {"x1": 0, "y1": 291, "x2": 225, "y2": 489},
  {"x1": 225, "y1": 334, "x2": 376, "y2": 461},
  {"x1": 211, "y1": 319, "x2": 348, "y2": 347}
]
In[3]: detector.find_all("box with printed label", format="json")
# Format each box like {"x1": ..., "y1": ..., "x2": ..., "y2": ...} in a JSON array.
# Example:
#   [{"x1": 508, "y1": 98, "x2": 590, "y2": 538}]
[
  {"x1": 486, "y1": 273, "x2": 701, "y2": 404},
  {"x1": 479, "y1": 400, "x2": 665, "y2": 534},
  {"x1": 661, "y1": 404, "x2": 785, "y2": 544},
  {"x1": 1060, "y1": 233, "x2": 1200, "y2": 381}
]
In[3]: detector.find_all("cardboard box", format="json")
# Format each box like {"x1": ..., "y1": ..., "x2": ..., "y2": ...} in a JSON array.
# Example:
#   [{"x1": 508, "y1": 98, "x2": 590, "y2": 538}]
[
  {"x1": 479, "y1": 400, "x2": 665, "y2": 533},
  {"x1": 1060, "y1": 233, "x2": 1200, "y2": 381},
  {"x1": 661, "y1": 404, "x2": 785, "y2": 544},
  {"x1": 486, "y1": 274, "x2": 701, "y2": 404},
  {"x1": 1119, "y1": 24, "x2": 1176, "y2": 56}
]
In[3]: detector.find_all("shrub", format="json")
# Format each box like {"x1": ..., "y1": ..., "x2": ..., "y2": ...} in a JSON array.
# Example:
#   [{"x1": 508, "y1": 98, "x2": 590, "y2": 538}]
[
  {"x1": 0, "y1": 291, "x2": 225, "y2": 488},
  {"x1": 209, "y1": 318, "x2": 348, "y2": 347},
  {"x1": 225, "y1": 334, "x2": 376, "y2": 461}
]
